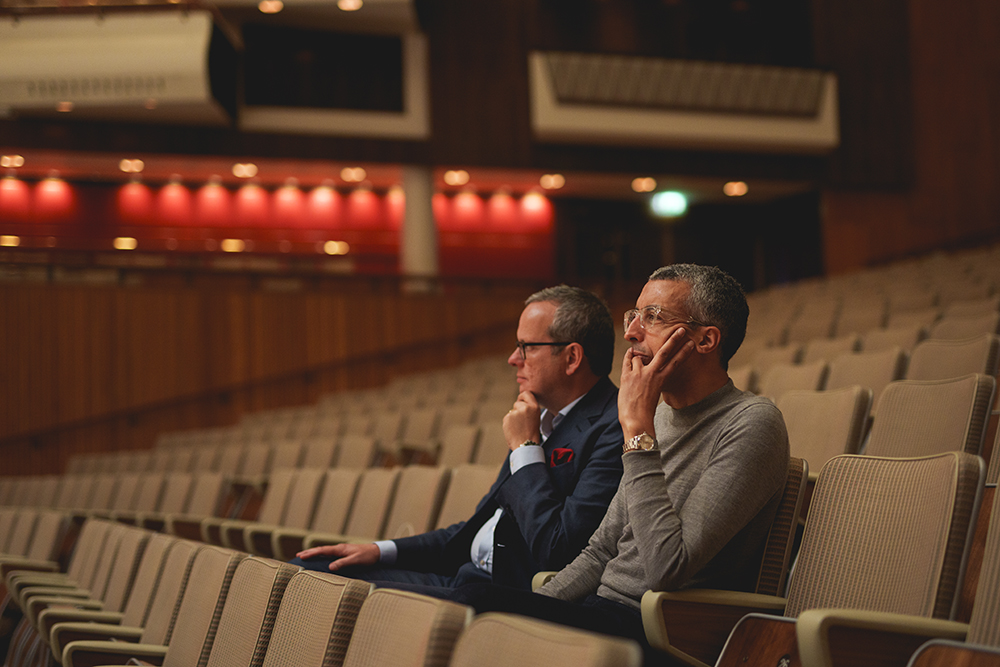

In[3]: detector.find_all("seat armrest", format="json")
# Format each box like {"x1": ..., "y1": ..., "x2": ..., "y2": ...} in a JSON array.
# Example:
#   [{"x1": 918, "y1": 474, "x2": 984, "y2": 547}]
[
  {"x1": 50, "y1": 621, "x2": 138, "y2": 659},
  {"x1": 243, "y1": 523, "x2": 282, "y2": 558},
  {"x1": 40, "y1": 608, "x2": 122, "y2": 646},
  {"x1": 302, "y1": 533, "x2": 369, "y2": 549},
  {"x1": 217, "y1": 519, "x2": 252, "y2": 551},
  {"x1": 62, "y1": 640, "x2": 167, "y2": 667},
  {"x1": 532, "y1": 571, "x2": 557, "y2": 591},
  {"x1": 271, "y1": 528, "x2": 309, "y2": 562},
  {"x1": 0, "y1": 558, "x2": 60, "y2": 581},
  {"x1": 200, "y1": 517, "x2": 228, "y2": 546},
  {"x1": 163, "y1": 514, "x2": 208, "y2": 541},
  {"x1": 796, "y1": 608, "x2": 969, "y2": 667},
  {"x1": 641, "y1": 589, "x2": 787, "y2": 667},
  {"x1": 18, "y1": 585, "x2": 89, "y2": 613},
  {"x1": 27, "y1": 594, "x2": 102, "y2": 627},
  {"x1": 137, "y1": 512, "x2": 167, "y2": 532}
]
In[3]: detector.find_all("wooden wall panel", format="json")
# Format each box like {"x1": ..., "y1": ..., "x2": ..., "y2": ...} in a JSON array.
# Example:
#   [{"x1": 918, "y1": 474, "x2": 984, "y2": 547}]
[{"x1": 0, "y1": 277, "x2": 528, "y2": 474}]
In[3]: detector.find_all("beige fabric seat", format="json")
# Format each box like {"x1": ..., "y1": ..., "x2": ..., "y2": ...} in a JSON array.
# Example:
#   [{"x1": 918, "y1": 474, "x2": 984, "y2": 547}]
[
  {"x1": 341, "y1": 588, "x2": 472, "y2": 667},
  {"x1": 271, "y1": 468, "x2": 363, "y2": 562},
  {"x1": 945, "y1": 295, "x2": 1000, "y2": 318},
  {"x1": 756, "y1": 361, "x2": 828, "y2": 400},
  {"x1": 50, "y1": 538, "x2": 202, "y2": 655},
  {"x1": 437, "y1": 425, "x2": 481, "y2": 468},
  {"x1": 638, "y1": 458, "x2": 807, "y2": 666},
  {"x1": 164, "y1": 472, "x2": 230, "y2": 541},
  {"x1": 302, "y1": 467, "x2": 401, "y2": 550},
  {"x1": 61, "y1": 546, "x2": 246, "y2": 667},
  {"x1": 866, "y1": 375, "x2": 995, "y2": 458},
  {"x1": 449, "y1": 613, "x2": 641, "y2": 667},
  {"x1": 661, "y1": 452, "x2": 983, "y2": 667},
  {"x1": 930, "y1": 312, "x2": 1000, "y2": 340},
  {"x1": 244, "y1": 468, "x2": 326, "y2": 558},
  {"x1": 801, "y1": 334, "x2": 861, "y2": 364},
  {"x1": 379, "y1": 466, "x2": 451, "y2": 540},
  {"x1": 750, "y1": 344, "x2": 803, "y2": 379},
  {"x1": 777, "y1": 386, "x2": 872, "y2": 481},
  {"x1": 887, "y1": 306, "x2": 942, "y2": 331},
  {"x1": 212, "y1": 468, "x2": 296, "y2": 550},
  {"x1": 434, "y1": 464, "x2": 498, "y2": 530},
  {"x1": 257, "y1": 571, "x2": 370, "y2": 667},
  {"x1": 727, "y1": 365, "x2": 756, "y2": 393},
  {"x1": 336, "y1": 435, "x2": 378, "y2": 469},
  {"x1": 906, "y1": 334, "x2": 1000, "y2": 380},
  {"x1": 300, "y1": 436, "x2": 337, "y2": 469},
  {"x1": 863, "y1": 324, "x2": 928, "y2": 353},
  {"x1": 825, "y1": 347, "x2": 907, "y2": 415},
  {"x1": 473, "y1": 424, "x2": 508, "y2": 466}
]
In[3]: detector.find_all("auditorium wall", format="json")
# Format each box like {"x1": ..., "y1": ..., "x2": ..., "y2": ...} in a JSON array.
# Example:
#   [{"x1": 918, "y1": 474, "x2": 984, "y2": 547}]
[{"x1": 0, "y1": 276, "x2": 529, "y2": 474}]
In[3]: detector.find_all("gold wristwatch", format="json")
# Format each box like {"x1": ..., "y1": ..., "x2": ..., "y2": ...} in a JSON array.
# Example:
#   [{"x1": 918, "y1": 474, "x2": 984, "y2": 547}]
[{"x1": 622, "y1": 432, "x2": 657, "y2": 454}]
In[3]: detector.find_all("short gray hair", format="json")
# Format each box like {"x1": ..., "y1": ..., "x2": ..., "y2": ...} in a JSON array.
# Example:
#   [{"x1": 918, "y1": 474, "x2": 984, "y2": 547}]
[
  {"x1": 648, "y1": 264, "x2": 749, "y2": 370},
  {"x1": 526, "y1": 285, "x2": 615, "y2": 377}
]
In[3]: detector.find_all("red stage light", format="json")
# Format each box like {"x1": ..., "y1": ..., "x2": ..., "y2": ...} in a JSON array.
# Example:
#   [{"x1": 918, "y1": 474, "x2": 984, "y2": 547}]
[
  {"x1": 0, "y1": 177, "x2": 31, "y2": 221},
  {"x1": 385, "y1": 187, "x2": 405, "y2": 229},
  {"x1": 346, "y1": 189, "x2": 381, "y2": 228},
  {"x1": 195, "y1": 183, "x2": 232, "y2": 227},
  {"x1": 117, "y1": 182, "x2": 153, "y2": 223},
  {"x1": 273, "y1": 185, "x2": 305, "y2": 227},
  {"x1": 157, "y1": 182, "x2": 193, "y2": 225},
  {"x1": 35, "y1": 178, "x2": 76, "y2": 221},
  {"x1": 453, "y1": 192, "x2": 484, "y2": 228},
  {"x1": 520, "y1": 192, "x2": 553, "y2": 229},
  {"x1": 307, "y1": 186, "x2": 342, "y2": 228},
  {"x1": 487, "y1": 192, "x2": 517, "y2": 227},
  {"x1": 234, "y1": 184, "x2": 269, "y2": 227},
  {"x1": 432, "y1": 193, "x2": 452, "y2": 230}
]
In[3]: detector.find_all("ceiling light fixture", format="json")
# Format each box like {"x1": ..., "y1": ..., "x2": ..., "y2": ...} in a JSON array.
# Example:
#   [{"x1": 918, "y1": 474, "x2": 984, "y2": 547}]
[{"x1": 723, "y1": 181, "x2": 749, "y2": 197}]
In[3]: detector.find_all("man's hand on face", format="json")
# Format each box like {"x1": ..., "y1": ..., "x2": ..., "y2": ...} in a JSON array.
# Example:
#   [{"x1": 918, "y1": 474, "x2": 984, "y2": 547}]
[
  {"x1": 503, "y1": 390, "x2": 543, "y2": 451},
  {"x1": 619, "y1": 326, "x2": 696, "y2": 440},
  {"x1": 295, "y1": 543, "x2": 380, "y2": 573}
]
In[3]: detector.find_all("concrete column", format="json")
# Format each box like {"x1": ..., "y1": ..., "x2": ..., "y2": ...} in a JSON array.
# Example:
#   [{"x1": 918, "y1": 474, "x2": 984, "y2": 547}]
[{"x1": 401, "y1": 165, "x2": 438, "y2": 291}]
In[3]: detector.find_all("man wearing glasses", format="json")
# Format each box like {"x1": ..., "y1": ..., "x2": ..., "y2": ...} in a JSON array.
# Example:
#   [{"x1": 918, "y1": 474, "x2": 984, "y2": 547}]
[
  {"x1": 293, "y1": 285, "x2": 624, "y2": 590},
  {"x1": 448, "y1": 264, "x2": 789, "y2": 665}
]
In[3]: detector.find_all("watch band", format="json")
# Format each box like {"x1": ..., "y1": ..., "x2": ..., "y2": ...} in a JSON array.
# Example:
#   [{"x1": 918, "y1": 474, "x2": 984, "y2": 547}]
[
  {"x1": 622, "y1": 432, "x2": 657, "y2": 454},
  {"x1": 517, "y1": 440, "x2": 540, "y2": 449}
]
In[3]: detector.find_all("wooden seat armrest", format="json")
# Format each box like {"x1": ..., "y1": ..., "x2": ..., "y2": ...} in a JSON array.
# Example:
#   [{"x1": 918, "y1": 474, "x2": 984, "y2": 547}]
[
  {"x1": 137, "y1": 512, "x2": 167, "y2": 532},
  {"x1": 217, "y1": 519, "x2": 254, "y2": 551},
  {"x1": 62, "y1": 640, "x2": 167, "y2": 667},
  {"x1": 532, "y1": 571, "x2": 558, "y2": 591},
  {"x1": 27, "y1": 594, "x2": 102, "y2": 627},
  {"x1": 50, "y1": 621, "x2": 138, "y2": 658},
  {"x1": 163, "y1": 514, "x2": 207, "y2": 541},
  {"x1": 40, "y1": 608, "x2": 122, "y2": 645},
  {"x1": 11, "y1": 577, "x2": 78, "y2": 608},
  {"x1": 641, "y1": 590, "x2": 787, "y2": 667},
  {"x1": 243, "y1": 523, "x2": 281, "y2": 558},
  {"x1": 271, "y1": 528, "x2": 310, "y2": 562},
  {"x1": 302, "y1": 533, "x2": 368, "y2": 549},
  {"x1": 796, "y1": 609, "x2": 970, "y2": 667},
  {"x1": 200, "y1": 517, "x2": 230, "y2": 546}
]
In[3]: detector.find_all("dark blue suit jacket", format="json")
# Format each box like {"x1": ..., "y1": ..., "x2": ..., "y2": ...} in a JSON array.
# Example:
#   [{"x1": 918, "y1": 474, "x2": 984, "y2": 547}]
[{"x1": 393, "y1": 375, "x2": 624, "y2": 589}]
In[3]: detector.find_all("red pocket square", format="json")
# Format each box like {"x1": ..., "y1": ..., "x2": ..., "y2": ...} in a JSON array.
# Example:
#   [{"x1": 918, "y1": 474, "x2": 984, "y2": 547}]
[{"x1": 549, "y1": 448, "x2": 574, "y2": 467}]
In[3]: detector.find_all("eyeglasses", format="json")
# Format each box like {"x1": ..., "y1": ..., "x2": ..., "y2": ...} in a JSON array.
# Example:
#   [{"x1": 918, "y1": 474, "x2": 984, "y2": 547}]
[
  {"x1": 516, "y1": 341, "x2": 569, "y2": 361},
  {"x1": 624, "y1": 305, "x2": 707, "y2": 333}
]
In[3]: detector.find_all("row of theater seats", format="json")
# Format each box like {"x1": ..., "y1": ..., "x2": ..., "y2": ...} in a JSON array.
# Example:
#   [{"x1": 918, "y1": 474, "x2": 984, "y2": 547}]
[
  {"x1": 0, "y1": 463, "x2": 500, "y2": 563},
  {"x1": 0, "y1": 518, "x2": 642, "y2": 667}
]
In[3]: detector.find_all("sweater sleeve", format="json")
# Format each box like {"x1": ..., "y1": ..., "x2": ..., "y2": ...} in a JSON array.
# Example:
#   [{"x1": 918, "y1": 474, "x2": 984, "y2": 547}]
[
  {"x1": 625, "y1": 402, "x2": 788, "y2": 591},
  {"x1": 536, "y1": 481, "x2": 627, "y2": 602}
]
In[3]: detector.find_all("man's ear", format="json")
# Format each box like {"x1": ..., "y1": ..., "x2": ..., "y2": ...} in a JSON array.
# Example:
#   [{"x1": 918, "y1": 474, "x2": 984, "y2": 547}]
[
  {"x1": 564, "y1": 342, "x2": 585, "y2": 375},
  {"x1": 693, "y1": 326, "x2": 722, "y2": 355}
]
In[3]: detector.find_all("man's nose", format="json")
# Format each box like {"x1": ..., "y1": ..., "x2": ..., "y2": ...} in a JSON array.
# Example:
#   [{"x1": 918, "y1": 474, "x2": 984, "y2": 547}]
[
  {"x1": 624, "y1": 317, "x2": 643, "y2": 342},
  {"x1": 508, "y1": 348, "x2": 522, "y2": 366}
]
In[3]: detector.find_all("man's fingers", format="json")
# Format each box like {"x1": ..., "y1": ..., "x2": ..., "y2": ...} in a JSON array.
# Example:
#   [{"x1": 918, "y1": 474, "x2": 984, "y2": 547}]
[{"x1": 648, "y1": 327, "x2": 688, "y2": 370}]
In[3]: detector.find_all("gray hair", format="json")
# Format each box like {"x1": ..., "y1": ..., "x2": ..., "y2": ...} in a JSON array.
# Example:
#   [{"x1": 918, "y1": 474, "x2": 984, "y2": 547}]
[
  {"x1": 526, "y1": 285, "x2": 615, "y2": 377},
  {"x1": 648, "y1": 264, "x2": 748, "y2": 370}
]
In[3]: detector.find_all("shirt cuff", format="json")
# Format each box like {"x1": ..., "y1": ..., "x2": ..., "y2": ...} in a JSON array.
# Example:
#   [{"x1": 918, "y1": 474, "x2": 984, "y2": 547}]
[
  {"x1": 510, "y1": 444, "x2": 546, "y2": 474},
  {"x1": 375, "y1": 540, "x2": 397, "y2": 564}
]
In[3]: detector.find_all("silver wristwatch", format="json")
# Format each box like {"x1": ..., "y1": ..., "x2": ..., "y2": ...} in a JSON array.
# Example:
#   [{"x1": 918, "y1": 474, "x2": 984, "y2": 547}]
[{"x1": 622, "y1": 432, "x2": 657, "y2": 454}]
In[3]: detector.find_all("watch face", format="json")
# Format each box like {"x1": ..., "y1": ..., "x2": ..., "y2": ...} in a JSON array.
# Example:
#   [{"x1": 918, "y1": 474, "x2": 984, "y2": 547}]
[{"x1": 639, "y1": 434, "x2": 656, "y2": 451}]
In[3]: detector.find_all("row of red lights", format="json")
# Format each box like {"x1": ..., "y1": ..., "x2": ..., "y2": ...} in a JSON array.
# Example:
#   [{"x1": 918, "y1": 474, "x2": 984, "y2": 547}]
[{"x1": 0, "y1": 176, "x2": 554, "y2": 232}]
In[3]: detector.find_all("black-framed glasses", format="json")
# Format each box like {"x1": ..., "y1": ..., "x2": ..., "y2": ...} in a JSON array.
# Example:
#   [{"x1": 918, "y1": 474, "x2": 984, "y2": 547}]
[
  {"x1": 624, "y1": 305, "x2": 707, "y2": 333},
  {"x1": 516, "y1": 341, "x2": 569, "y2": 361}
]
